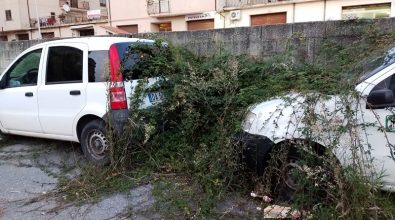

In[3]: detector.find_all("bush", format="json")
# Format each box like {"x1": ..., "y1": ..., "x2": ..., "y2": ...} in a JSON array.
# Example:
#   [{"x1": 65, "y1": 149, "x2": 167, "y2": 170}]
[{"x1": 106, "y1": 26, "x2": 395, "y2": 218}]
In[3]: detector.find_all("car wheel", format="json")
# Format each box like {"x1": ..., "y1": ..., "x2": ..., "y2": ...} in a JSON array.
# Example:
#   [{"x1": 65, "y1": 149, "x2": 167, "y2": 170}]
[
  {"x1": 0, "y1": 132, "x2": 9, "y2": 142},
  {"x1": 275, "y1": 148, "x2": 303, "y2": 202},
  {"x1": 270, "y1": 144, "x2": 335, "y2": 204},
  {"x1": 80, "y1": 119, "x2": 110, "y2": 166}
]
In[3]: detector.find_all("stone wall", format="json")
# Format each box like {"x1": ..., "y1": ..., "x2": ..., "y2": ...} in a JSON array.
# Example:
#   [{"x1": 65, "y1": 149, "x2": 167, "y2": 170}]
[{"x1": 1, "y1": 18, "x2": 395, "y2": 73}]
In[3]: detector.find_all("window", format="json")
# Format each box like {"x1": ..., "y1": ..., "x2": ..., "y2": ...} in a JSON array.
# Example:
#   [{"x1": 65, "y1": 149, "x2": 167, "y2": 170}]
[
  {"x1": 70, "y1": 0, "x2": 78, "y2": 8},
  {"x1": 100, "y1": 0, "x2": 106, "y2": 7},
  {"x1": 187, "y1": 19, "x2": 214, "y2": 31},
  {"x1": 0, "y1": 35, "x2": 7, "y2": 41},
  {"x1": 88, "y1": 51, "x2": 108, "y2": 82},
  {"x1": 5, "y1": 10, "x2": 12, "y2": 21},
  {"x1": 41, "y1": 32, "x2": 55, "y2": 39},
  {"x1": 46, "y1": 46, "x2": 83, "y2": 84},
  {"x1": 360, "y1": 46, "x2": 395, "y2": 82},
  {"x1": 154, "y1": 22, "x2": 171, "y2": 32},
  {"x1": 79, "y1": 29, "x2": 94, "y2": 36},
  {"x1": 159, "y1": 0, "x2": 169, "y2": 13},
  {"x1": 117, "y1": 25, "x2": 138, "y2": 34},
  {"x1": 6, "y1": 49, "x2": 42, "y2": 87},
  {"x1": 251, "y1": 12, "x2": 286, "y2": 26},
  {"x1": 342, "y1": 3, "x2": 391, "y2": 20},
  {"x1": 116, "y1": 43, "x2": 143, "y2": 80},
  {"x1": 17, "y1": 34, "x2": 29, "y2": 41}
]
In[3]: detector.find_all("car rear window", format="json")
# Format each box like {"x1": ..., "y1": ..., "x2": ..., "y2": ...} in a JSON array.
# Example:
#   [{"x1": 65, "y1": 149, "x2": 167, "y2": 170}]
[
  {"x1": 88, "y1": 42, "x2": 153, "y2": 82},
  {"x1": 114, "y1": 42, "x2": 154, "y2": 80}
]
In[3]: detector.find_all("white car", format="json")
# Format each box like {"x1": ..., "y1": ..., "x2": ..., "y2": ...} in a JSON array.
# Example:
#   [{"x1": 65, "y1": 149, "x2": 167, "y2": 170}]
[
  {"x1": 240, "y1": 46, "x2": 395, "y2": 193},
  {"x1": 0, "y1": 37, "x2": 162, "y2": 165}
]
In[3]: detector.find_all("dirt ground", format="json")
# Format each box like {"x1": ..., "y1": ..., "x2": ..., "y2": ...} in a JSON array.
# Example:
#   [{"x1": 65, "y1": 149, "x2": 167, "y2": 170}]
[{"x1": 0, "y1": 135, "x2": 262, "y2": 220}]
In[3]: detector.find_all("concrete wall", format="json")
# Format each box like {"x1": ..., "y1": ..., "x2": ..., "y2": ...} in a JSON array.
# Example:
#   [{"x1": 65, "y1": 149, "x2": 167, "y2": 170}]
[
  {"x1": 131, "y1": 17, "x2": 395, "y2": 60},
  {"x1": 0, "y1": 39, "x2": 48, "y2": 73},
  {"x1": 1, "y1": 17, "x2": 395, "y2": 73}
]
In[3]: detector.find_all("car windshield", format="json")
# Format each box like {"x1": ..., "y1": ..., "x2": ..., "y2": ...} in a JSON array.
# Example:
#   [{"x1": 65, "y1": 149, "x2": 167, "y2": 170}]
[{"x1": 359, "y1": 46, "x2": 395, "y2": 82}]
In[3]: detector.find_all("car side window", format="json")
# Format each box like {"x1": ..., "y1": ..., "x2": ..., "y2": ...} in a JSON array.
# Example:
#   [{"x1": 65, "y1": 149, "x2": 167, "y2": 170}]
[
  {"x1": 5, "y1": 49, "x2": 42, "y2": 88},
  {"x1": 46, "y1": 46, "x2": 83, "y2": 84},
  {"x1": 88, "y1": 50, "x2": 108, "y2": 82}
]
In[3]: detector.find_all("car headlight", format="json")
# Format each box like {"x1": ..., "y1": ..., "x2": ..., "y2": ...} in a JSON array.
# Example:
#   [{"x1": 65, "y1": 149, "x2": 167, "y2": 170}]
[{"x1": 243, "y1": 111, "x2": 257, "y2": 131}]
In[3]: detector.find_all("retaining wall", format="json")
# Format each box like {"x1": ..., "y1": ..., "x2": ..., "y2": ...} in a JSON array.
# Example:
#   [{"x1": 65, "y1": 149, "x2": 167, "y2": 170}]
[{"x1": 1, "y1": 18, "x2": 395, "y2": 73}]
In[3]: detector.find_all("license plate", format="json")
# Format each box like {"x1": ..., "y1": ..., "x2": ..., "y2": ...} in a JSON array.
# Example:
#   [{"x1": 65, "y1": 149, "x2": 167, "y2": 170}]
[{"x1": 148, "y1": 92, "x2": 163, "y2": 104}]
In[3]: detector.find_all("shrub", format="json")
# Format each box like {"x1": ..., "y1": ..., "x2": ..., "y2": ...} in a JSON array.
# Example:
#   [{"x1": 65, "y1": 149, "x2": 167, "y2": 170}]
[{"x1": 106, "y1": 26, "x2": 395, "y2": 218}]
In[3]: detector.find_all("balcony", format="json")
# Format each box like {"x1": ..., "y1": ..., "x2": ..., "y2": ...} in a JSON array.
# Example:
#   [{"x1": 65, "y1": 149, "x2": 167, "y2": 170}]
[
  {"x1": 59, "y1": 0, "x2": 90, "y2": 10},
  {"x1": 224, "y1": 0, "x2": 292, "y2": 8},
  {"x1": 147, "y1": 0, "x2": 170, "y2": 15},
  {"x1": 30, "y1": 13, "x2": 107, "y2": 28}
]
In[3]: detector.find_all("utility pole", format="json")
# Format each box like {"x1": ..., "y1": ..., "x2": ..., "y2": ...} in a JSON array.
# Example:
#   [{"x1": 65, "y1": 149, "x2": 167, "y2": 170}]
[
  {"x1": 34, "y1": 0, "x2": 42, "y2": 39},
  {"x1": 108, "y1": 0, "x2": 112, "y2": 26}
]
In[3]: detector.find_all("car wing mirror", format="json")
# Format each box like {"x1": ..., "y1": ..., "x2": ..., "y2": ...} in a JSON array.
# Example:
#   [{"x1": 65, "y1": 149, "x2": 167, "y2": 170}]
[{"x1": 367, "y1": 89, "x2": 395, "y2": 109}]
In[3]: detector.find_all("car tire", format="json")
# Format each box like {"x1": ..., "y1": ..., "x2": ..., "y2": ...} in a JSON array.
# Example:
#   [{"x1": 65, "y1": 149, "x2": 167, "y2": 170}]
[
  {"x1": 80, "y1": 119, "x2": 110, "y2": 166},
  {"x1": 270, "y1": 144, "x2": 335, "y2": 203},
  {"x1": 275, "y1": 147, "x2": 302, "y2": 202},
  {"x1": 0, "y1": 132, "x2": 9, "y2": 142}
]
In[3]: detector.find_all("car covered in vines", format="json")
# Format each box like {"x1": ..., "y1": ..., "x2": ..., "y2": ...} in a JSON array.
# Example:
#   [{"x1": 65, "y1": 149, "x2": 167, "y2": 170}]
[{"x1": 239, "y1": 46, "x2": 395, "y2": 199}]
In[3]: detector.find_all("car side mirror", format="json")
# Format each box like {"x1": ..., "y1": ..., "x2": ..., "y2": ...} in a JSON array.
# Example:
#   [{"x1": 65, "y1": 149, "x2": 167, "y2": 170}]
[{"x1": 367, "y1": 89, "x2": 395, "y2": 109}]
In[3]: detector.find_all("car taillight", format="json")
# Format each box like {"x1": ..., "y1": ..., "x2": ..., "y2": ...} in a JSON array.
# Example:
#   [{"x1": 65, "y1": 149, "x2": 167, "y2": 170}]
[{"x1": 109, "y1": 45, "x2": 127, "y2": 110}]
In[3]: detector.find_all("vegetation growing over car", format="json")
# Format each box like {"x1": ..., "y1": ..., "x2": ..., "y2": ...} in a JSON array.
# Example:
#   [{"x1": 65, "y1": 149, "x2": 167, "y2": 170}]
[{"x1": 57, "y1": 24, "x2": 395, "y2": 218}]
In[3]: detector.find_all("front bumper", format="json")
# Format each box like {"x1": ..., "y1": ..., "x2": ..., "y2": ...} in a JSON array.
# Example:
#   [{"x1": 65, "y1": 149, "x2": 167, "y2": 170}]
[{"x1": 234, "y1": 131, "x2": 274, "y2": 175}]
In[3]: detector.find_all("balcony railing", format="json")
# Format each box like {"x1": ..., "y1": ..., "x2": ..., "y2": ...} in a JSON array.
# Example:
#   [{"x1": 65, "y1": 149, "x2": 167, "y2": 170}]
[
  {"x1": 147, "y1": 0, "x2": 170, "y2": 15},
  {"x1": 29, "y1": 14, "x2": 107, "y2": 28},
  {"x1": 59, "y1": 0, "x2": 90, "y2": 10},
  {"x1": 224, "y1": 0, "x2": 291, "y2": 8}
]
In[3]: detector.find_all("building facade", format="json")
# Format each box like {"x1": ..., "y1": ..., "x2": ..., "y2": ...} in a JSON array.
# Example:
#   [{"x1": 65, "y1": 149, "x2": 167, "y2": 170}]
[
  {"x1": 0, "y1": 0, "x2": 108, "y2": 41},
  {"x1": 1, "y1": 0, "x2": 395, "y2": 41},
  {"x1": 107, "y1": 0, "x2": 219, "y2": 34},
  {"x1": 216, "y1": 0, "x2": 395, "y2": 28}
]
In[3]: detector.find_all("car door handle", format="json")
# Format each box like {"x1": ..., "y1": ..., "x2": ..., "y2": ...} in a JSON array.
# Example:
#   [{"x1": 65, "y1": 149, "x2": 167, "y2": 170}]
[
  {"x1": 70, "y1": 90, "x2": 81, "y2": 96},
  {"x1": 25, "y1": 92, "x2": 33, "y2": 97}
]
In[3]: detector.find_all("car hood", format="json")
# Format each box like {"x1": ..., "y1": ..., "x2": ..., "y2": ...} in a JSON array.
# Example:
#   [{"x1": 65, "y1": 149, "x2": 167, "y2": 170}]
[{"x1": 244, "y1": 93, "x2": 345, "y2": 142}]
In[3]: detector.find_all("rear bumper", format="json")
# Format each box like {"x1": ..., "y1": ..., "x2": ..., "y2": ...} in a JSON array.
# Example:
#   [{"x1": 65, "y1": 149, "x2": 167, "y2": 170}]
[
  {"x1": 104, "y1": 107, "x2": 159, "y2": 135},
  {"x1": 234, "y1": 131, "x2": 274, "y2": 175},
  {"x1": 108, "y1": 109, "x2": 129, "y2": 135}
]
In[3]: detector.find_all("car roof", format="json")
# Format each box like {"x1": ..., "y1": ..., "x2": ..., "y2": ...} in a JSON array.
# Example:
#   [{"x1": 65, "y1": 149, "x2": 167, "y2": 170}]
[{"x1": 35, "y1": 37, "x2": 155, "y2": 51}]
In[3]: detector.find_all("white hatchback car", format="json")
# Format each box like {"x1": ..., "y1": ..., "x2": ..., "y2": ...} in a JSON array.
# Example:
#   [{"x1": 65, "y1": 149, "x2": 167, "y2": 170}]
[
  {"x1": 0, "y1": 37, "x2": 162, "y2": 165},
  {"x1": 240, "y1": 46, "x2": 395, "y2": 193}
]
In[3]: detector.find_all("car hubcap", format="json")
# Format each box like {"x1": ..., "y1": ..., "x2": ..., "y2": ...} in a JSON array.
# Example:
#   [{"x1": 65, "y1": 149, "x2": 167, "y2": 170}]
[
  {"x1": 284, "y1": 159, "x2": 303, "y2": 190},
  {"x1": 88, "y1": 130, "x2": 108, "y2": 160}
]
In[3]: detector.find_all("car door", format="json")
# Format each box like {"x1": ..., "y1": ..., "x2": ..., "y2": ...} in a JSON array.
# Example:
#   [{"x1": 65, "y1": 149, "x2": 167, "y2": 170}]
[
  {"x1": 0, "y1": 48, "x2": 44, "y2": 133},
  {"x1": 38, "y1": 43, "x2": 88, "y2": 137},
  {"x1": 359, "y1": 71, "x2": 395, "y2": 189}
]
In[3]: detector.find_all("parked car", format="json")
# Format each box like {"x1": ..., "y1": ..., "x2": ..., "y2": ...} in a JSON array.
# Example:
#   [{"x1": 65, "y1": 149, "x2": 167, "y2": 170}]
[
  {"x1": 0, "y1": 37, "x2": 163, "y2": 165},
  {"x1": 239, "y1": 46, "x2": 395, "y2": 194}
]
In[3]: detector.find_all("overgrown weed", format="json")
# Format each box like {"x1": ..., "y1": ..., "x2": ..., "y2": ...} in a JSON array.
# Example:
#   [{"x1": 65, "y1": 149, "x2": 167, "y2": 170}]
[{"x1": 53, "y1": 25, "x2": 395, "y2": 218}]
